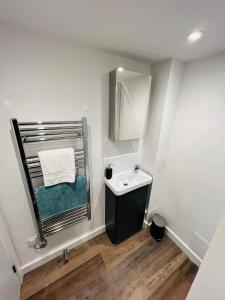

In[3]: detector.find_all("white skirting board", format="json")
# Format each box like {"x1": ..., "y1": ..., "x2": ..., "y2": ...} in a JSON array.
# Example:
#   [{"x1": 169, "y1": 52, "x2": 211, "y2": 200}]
[
  {"x1": 20, "y1": 225, "x2": 106, "y2": 277},
  {"x1": 166, "y1": 226, "x2": 202, "y2": 267},
  {"x1": 20, "y1": 224, "x2": 202, "y2": 280}
]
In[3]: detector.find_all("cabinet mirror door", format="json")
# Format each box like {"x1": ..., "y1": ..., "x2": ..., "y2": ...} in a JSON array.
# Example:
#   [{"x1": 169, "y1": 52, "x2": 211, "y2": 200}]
[{"x1": 109, "y1": 68, "x2": 151, "y2": 142}]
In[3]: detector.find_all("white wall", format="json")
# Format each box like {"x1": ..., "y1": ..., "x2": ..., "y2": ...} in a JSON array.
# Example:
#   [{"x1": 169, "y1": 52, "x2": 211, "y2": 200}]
[
  {"x1": 143, "y1": 53, "x2": 225, "y2": 261},
  {"x1": 0, "y1": 226, "x2": 20, "y2": 300},
  {"x1": 141, "y1": 60, "x2": 172, "y2": 174},
  {"x1": 0, "y1": 24, "x2": 150, "y2": 272},
  {"x1": 187, "y1": 214, "x2": 225, "y2": 299},
  {"x1": 0, "y1": 208, "x2": 20, "y2": 299}
]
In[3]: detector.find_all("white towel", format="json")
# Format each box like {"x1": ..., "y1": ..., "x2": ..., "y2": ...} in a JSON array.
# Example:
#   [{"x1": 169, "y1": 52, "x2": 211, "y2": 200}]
[{"x1": 38, "y1": 148, "x2": 76, "y2": 186}]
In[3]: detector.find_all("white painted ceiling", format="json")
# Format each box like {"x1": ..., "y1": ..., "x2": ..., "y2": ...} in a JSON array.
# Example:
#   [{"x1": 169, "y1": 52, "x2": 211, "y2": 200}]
[{"x1": 0, "y1": 0, "x2": 225, "y2": 62}]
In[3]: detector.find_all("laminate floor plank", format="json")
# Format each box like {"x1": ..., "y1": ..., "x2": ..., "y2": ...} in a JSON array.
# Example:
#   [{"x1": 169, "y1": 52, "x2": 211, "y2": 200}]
[
  {"x1": 101, "y1": 229, "x2": 150, "y2": 269},
  {"x1": 149, "y1": 260, "x2": 198, "y2": 300},
  {"x1": 21, "y1": 230, "x2": 198, "y2": 300},
  {"x1": 28, "y1": 254, "x2": 106, "y2": 300},
  {"x1": 21, "y1": 234, "x2": 110, "y2": 299},
  {"x1": 101, "y1": 239, "x2": 183, "y2": 300}
]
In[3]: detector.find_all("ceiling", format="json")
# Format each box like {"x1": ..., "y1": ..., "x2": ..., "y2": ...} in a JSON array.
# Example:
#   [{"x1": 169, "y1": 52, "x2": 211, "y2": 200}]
[{"x1": 0, "y1": 0, "x2": 225, "y2": 62}]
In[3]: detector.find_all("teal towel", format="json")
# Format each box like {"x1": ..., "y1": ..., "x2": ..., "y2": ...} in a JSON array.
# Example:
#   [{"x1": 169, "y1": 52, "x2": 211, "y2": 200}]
[{"x1": 34, "y1": 176, "x2": 87, "y2": 221}]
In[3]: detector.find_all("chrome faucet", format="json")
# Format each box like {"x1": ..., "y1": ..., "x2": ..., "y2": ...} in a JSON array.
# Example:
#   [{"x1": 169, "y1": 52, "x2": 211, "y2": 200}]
[{"x1": 133, "y1": 164, "x2": 140, "y2": 173}]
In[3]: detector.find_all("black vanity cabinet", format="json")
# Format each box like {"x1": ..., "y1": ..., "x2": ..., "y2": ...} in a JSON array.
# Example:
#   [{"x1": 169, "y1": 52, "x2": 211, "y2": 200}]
[{"x1": 105, "y1": 184, "x2": 151, "y2": 244}]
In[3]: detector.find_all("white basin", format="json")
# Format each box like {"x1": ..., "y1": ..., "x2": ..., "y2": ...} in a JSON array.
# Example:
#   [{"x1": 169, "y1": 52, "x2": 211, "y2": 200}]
[{"x1": 105, "y1": 169, "x2": 152, "y2": 196}]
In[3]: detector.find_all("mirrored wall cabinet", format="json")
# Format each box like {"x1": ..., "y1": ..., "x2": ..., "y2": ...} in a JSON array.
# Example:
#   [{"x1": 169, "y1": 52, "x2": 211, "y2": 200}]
[{"x1": 109, "y1": 68, "x2": 151, "y2": 142}]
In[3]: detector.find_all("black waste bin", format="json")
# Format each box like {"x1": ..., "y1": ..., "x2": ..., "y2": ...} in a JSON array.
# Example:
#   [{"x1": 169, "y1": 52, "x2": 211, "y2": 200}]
[{"x1": 150, "y1": 214, "x2": 166, "y2": 242}]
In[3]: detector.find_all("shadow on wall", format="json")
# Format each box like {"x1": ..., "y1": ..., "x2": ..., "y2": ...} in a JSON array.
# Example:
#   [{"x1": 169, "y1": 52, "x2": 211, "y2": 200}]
[{"x1": 87, "y1": 124, "x2": 105, "y2": 230}]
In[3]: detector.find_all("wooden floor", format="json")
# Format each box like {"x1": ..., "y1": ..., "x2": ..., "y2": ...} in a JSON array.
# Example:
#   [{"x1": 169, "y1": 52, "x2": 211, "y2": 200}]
[{"x1": 21, "y1": 230, "x2": 198, "y2": 300}]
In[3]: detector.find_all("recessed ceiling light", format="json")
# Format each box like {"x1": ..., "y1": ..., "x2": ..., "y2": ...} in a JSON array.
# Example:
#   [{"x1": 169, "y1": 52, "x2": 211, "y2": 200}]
[
  {"x1": 187, "y1": 31, "x2": 204, "y2": 42},
  {"x1": 117, "y1": 67, "x2": 124, "y2": 72}
]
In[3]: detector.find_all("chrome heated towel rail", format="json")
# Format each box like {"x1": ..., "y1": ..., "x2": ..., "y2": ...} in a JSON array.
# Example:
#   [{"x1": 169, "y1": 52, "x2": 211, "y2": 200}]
[{"x1": 11, "y1": 118, "x2": 91, "y2": 248}]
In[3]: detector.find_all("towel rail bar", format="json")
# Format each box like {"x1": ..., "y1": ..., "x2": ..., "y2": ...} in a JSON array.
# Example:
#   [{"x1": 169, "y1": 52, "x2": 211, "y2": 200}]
[
  {"x1": 19, "y1": 121, "x2": 82, "y2": 125},
  {"x1": 29, "y1": 167, "x2": 84, "y2": 174},
  {"x1": 42, "y1": 211, "x2": 88, "y2": 227},
  {"x1": 27, "y1": 156, "x2": 84, "y2": 163},
  {"x1": 28, "y1": 159, "x2": 84, "y2": 169},
  {"x1": 19, "y1": 126, "x2": 82, "y2": 132},
  {"x1": 29, "y1": 162, "x2": 84, "y2": 170},
  {"x1": 21, "y1": 131, "x2": 83, "y2": 138},
  {"x1": 41, "y1": 205, "x2": 88, "y2": 226},
  {"x1": 29, "y1": 171, "x2": 84, "y2": 179},
  {"x1": 42, "y1": 211, "x2": 88, "y2": 230},
  {"x1": 26, "y1": 149, "x2": 84, "y2": 160},
  {"x1": 43, "y1": 216, "x2": 88, "y2": 237},
  {"x1": 28, "y1": 162, "x2": 84, "y2": 170},
  {"x1": 43, "y1": 215, "x2": 88, "y2": 233},
  {"x1": 29, "y1": 164, "x2": 84, "y2": 176},
  {"x1": 29, "y1": 167, "x2": 85, "y2": 178},
  {"x1": 11, "y1": 117, "x2": 91, "y2": 248},
  {"x1": 22, "y1": 135, "x2": 83, "y2": 143}
]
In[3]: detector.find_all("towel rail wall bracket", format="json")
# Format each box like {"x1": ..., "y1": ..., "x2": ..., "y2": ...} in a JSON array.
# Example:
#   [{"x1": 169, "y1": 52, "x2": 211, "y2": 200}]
[{"x1": 11, "y1": 117, "x2": 91, "y2": 249}]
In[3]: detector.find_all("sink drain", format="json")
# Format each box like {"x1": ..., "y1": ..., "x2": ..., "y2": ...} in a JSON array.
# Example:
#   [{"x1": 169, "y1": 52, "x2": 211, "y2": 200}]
[{"x1": 123, "y1": 182, "x2": 128, "y2": 186}]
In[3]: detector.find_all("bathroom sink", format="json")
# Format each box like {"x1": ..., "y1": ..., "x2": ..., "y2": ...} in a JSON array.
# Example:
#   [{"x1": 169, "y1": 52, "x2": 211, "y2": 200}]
[{"x1": 105, "y1": 170, "x2": 152, "y2": 196}]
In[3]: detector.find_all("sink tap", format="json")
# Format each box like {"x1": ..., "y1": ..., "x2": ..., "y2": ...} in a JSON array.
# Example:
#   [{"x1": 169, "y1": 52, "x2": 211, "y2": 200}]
[{"x1": 133, "y1": 164, "x2": 140, "y2": 173}]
